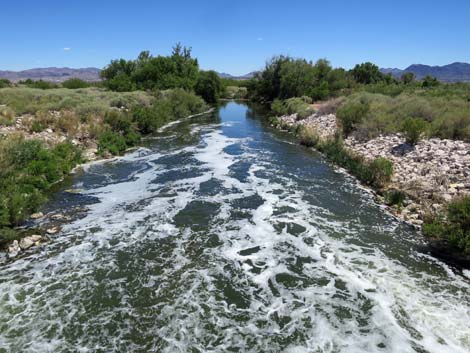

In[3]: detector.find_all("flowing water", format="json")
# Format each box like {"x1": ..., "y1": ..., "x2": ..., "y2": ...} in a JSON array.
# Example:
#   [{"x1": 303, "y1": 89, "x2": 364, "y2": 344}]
[{"x1": 0, "y1": 102, "x2": 469, "y2": 353}]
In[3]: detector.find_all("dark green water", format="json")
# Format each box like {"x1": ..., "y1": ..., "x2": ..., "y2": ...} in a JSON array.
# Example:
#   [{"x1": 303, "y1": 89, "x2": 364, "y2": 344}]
[{"x1": 0, "y1": 102, "x2": 469, "y2": 353}]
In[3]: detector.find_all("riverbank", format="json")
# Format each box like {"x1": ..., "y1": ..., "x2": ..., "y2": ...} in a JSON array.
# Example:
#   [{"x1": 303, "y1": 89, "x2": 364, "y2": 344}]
[
  {"x1": 272, "y1": 109, "x2": 470, "y2": 263},
  {"x1": 0, "y1": 88, "x2": 211, "y2": 261}
]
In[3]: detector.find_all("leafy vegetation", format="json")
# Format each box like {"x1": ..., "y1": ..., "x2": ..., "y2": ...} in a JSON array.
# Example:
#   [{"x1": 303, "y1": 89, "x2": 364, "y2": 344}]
[
  {"x1": 423, "y1": 196, "x2": 470, "y2": 255},
  {"x1": 131, "y1": 89, "x2": 207, "y2": 134},
  {"x1": 248, "y1": 56, "x2": 352, "y2": 103},
  {"x1": 384, "y1": 189, "x2": 407, "y2": 207},
  {"x1": 0, "y1": 136, "x2": 82, "y2": 245},
  {"x1": 0, "y1": 87, "x2": 154, "y2": 117},
  {"x1": 101, "y1": 44, "x2": 199, "y2": 92},
  {"x1": 334, "y1": 92, "x2": 470, "y2": 141},
  {"x1": 295, "y1": 126, "x2": 393, "y2": 188},
  {"x1": 19, "y1": 79, "x2": 59, "y2": 90},
  {"x1": 401, "y1": 117, "x2": 428, "y2": 144},
  {"x1": 271, "y1": 97, "x2": 315, "y2": 119},
  {"x1": 0, "y1": 79, "x2": 11, "y2": 89},
  {"x1": 195, "y1": 71, "x2": 223, "y2": 103},
  {"x1": 62, "y1": 78, "x2": 90, "y2": 89}
]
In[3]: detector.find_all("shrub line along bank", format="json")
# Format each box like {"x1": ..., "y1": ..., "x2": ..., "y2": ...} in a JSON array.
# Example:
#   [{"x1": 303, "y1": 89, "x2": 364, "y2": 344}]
[
  {"x1": 270, "y1": 108, "x2": 470, "y2": 263},
  {"x1": 0, "y1": 88, "x2": 211, "y2": 259}
]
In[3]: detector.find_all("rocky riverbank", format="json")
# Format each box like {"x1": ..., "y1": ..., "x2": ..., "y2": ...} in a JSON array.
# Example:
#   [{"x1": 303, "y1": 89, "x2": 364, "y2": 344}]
[
  {"x1": 0, "y1": 112, "x2": 101, "y2": 161},
  {"x1": 274, "y1": 111, "x2": 470, "y2": 228}
]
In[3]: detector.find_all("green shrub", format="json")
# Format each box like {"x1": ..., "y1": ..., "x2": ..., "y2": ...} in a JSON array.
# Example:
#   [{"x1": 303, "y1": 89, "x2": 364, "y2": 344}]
[
  {"x1": 423, "y1": 196, "x2": 470, "y2": 254},
  {"x1": 271, "y1": 99, "x2": 287, "y2": 116},
  {"x1": 270, "y1": 97, "x2": 315, "y2": 119},
  {"x1": 0, "y1": 79, "x2": 11, "y2": 88},
  {"x1": 99, "y1": 110, "x2": 141, "y2": 155},
  {"x1": 62, "y1": 78, "x2": 90, "y2": 89},
  {"x1": 0, "y1": 227, "x2": 19, "y2": 247},
  {"x1": 30, "y1": 120, "x2": 46, "y2": 132},
  {"x1": 98, "y1": 131, "x2": 129, "y2": 155},
  {"x1": 20, "y1": 79, "x2": 59, "y2": 90},
  {"x1": 297, "y1": 126, "x2": 320, "y2": 147},
  {"x1": 337, "y1": 99, "x2": 370, "y2": 136},
  {"x1": 0, "y1": 136, "x2": 81, "y2": 235},
  {"x1": 0, "y1": 106, "x2": 15, "y2": 126},
  {"x1": 401, "y1": 117, "x2": 427, "y2": 144},
  {"x1": 132, "y1": 89, "x2": 207, "y2": 134},
  {"x1": 384, "y1": 190, "x2": 406, "y2": 206},
  {"x1": 369, "y1": 157, "x2": 393, "y2": 187}
]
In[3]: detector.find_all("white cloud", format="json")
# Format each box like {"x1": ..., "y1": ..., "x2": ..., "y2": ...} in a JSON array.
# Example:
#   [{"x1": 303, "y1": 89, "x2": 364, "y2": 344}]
[{"x1": 63, "y1": 47, "x2": 71, "y2": 51}]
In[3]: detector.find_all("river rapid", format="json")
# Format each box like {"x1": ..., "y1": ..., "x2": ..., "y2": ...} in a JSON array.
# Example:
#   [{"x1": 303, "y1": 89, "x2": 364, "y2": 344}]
[{"x1": 0, "y1": 102, "x2": 469, "y2": 353}]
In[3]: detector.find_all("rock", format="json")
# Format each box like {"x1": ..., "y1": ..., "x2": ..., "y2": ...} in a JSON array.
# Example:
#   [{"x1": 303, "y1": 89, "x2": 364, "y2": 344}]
[
  {"x1": 0, "y1": 252, "x2": 7, "y2": 264},
  {"x1": 51, "y1": 214, "x2": 66, "y2": 221},
  {"x1": 442, "y1": 194, "x2": 453, "y2": 202},
  {"x1": 8, "y1": 240, "x2": 20, "y2": 257},
  {"x1": 30, "y1": 234, "x2": 43, "y2": 242},
  {"x1": 19, "y1": 237, "x2": 35, "y2": 250},
  {"x1": 30, "y1": 212, "x2": 44, "y2": 219},
  {"x1": 46, "y1": 227, "x2": 60, "y2": 235}
]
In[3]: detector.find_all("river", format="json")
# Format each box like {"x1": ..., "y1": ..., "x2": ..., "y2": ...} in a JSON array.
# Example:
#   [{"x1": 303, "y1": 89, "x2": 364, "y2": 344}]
[{"x1": 0, "y1": 102, "x2": 469, "y2": 353}]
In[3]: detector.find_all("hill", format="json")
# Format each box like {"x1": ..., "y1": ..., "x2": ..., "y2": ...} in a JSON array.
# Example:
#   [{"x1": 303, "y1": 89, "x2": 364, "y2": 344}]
[
  {"x1": 381, "y1": 62, "x2": 470, "y2": 82},
  {"x1": 0, "y1": 67, "x2": 101, "y2": 82}
]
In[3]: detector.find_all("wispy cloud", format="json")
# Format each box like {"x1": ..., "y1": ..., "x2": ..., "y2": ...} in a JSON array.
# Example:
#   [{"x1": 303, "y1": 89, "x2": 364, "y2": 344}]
[
  {"x1": 257, "y1": 37, "x2": 263, "y2": 41},
  {"x1": 63, "y1": 47, "x2": 72, "y2": 52}
]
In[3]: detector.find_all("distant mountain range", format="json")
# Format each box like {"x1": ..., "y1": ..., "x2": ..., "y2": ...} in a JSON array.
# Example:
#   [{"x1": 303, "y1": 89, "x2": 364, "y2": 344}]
[
  {"x1": 216, "y1": 71, "x2": 258, "y2": 80},
  {"x1": 0, "y1": 67, "x2": 101, "y2": 82},
  {"x1": 2, "y1": 63, "x2": 469, "y2": 83},
  {"x1": 381, "y1": 62, "x2": 470, "y2": 82}
]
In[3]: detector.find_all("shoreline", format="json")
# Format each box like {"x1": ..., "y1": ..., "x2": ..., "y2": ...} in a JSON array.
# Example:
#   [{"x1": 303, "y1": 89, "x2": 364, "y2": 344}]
[
  {"x1": 0, "y1": 108, "x2": 215, "y2": 264},
  {"x1": 271, "y1": 111, "x2": 470, "y2": 268}
]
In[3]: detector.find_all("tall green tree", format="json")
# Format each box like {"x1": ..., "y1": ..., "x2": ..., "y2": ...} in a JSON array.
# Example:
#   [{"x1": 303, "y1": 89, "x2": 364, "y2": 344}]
[
  {"x1": 351, "y1": 62, "x2": 384, "y2": 84},
  {"x1": 195, "y1": 70, "x2": 223, "y2": 103}
]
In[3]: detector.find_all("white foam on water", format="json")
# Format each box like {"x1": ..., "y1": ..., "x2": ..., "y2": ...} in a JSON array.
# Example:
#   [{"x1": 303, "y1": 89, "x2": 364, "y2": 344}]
[{"x1": 0, "y1": 119, "x2": 469, "y2": 353}]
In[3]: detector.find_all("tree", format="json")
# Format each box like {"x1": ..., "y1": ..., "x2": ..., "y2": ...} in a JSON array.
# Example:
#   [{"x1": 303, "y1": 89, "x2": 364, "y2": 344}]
[
  {"x1": 351, "y1": 62, "x2": 384, "y2": 84},
  {"x1": 422, "y1": 75, "x2": 439, "y2": 88},
  {"x1": 195, "y1": 70, "x2": 223, "y2": 103},
  {"x1": 401, "y1": 72, "x2": 415, "y2": 84},
  {"x1": 101, "y1": 45, "x2": 199, "y2": 92},
  {"x1": 279, "y1": 58, "x2": 317, "y2": 99}
]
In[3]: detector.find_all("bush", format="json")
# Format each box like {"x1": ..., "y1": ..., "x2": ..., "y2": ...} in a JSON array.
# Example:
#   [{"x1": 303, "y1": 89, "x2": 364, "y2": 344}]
[
  {"x1": 0, "y1": 79, "x2": 11, "y2": 88},
  {"x1": 0, "y1": 227, "x2": 19, "y2": 247},
  {"x1": 401, "y1": 117, "x2": 427, "y2": 144},
  {"x1": 132, "y1": 89, "x2": 207, "y2": 134},
  {"x1": 297, "y1": 125, "x2": 319, "y2": 147},
  {"x1": 384, "y1": 189, "x2": 406, "y2": 206},
  {"x1": 98, "y1": 110, "x2": 140, "y2": 155},
  {"x1": 0, "y1": 136, "x2": 82, "y2": 236},
  {"x1": 336, "y1": 99, "x2": 370, "y2": 136},
  {"x1": 423, "y1": 196, "x2": 470, "y2": 254},
  {"x1": 98, "y1": 131, "x2": 129, "y2": 155},
  {"x1": 369, "y1": 157, "x2": 394, "y2": 187},
  {"x1": 0, "y1": 106, "x2": 15, "y2": 126},
  {"x1": 20, "y1": 79, "x2": 59, "y2": 90},
  {"x1": 62, "y1": 78, "x2": 90, "y2": 89},
  {"x1": 270, "y1": 97, "x2": 315, "y2": 119}
]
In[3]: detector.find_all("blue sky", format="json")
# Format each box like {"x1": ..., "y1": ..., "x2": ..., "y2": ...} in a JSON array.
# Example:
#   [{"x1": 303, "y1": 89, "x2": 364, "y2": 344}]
[{"x1": 1, "y1": 0, "x2": 469, "y2": 75}]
